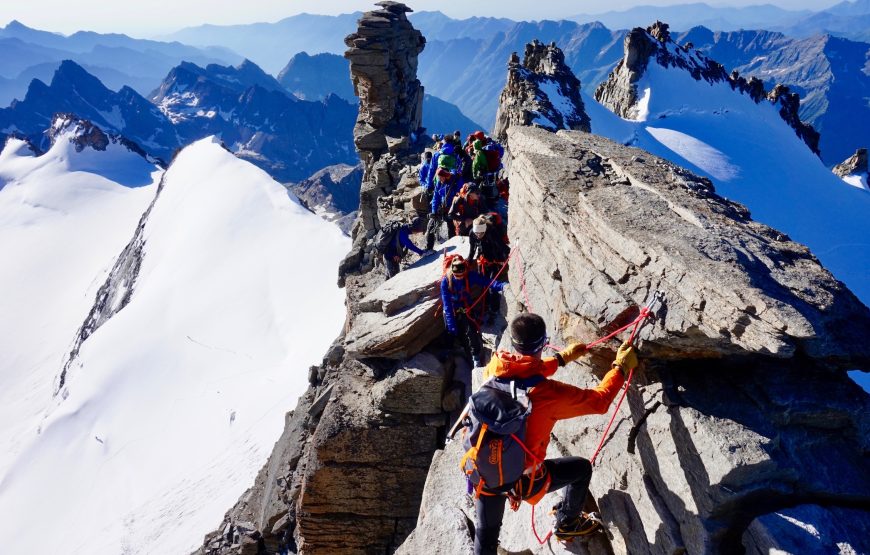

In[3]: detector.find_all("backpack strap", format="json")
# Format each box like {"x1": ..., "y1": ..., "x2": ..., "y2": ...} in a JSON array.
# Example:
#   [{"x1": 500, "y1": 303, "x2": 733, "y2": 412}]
[
  {"x1": 459, "y1": 422, "x2": 490, "y2": 498},
  {"x1": 494, "y1": 375, "x2": 546, "y2": 390}
]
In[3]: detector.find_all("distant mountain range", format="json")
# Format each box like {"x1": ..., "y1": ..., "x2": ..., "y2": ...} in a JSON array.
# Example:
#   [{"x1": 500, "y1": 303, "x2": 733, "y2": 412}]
[
  {"x1": 2, "y1": 3, "x2": 867, "y2": 168},
  {"x1": 277, "y1": 51, "x2": 484, "y2": 134},
  {"x1": 158, "y1": 6, "x2": 869, "y2": 164},
  {"x1": 0, "y1": 20, "x2": 241, "y2": 105},
  {"x1": 574, "y1": 1, "x2": 870, "y2": 41},
  {"x1": 0, "y1": 54, "x2": 484, "y2": 182},
  {"x1": 0, "y1": 59, "x2": 359, "y2": 180}
]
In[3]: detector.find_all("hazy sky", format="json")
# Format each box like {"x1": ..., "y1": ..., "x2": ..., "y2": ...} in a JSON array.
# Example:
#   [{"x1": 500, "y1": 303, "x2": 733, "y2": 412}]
[{"x1": 0, "y1": 0, "x2": 843, "y2": 36}]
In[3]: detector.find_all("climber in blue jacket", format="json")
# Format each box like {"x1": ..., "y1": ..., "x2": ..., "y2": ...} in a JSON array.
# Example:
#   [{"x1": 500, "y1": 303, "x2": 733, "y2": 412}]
[
  {"x1": 426, "y1": 167, "x2": 463, "y2": 249},
  {"x1": 441, "y1": 255, "x2": 506, "y2": 368},
  {"x1": 418, "y1": 151, "x2": 434, "y2": 194}
]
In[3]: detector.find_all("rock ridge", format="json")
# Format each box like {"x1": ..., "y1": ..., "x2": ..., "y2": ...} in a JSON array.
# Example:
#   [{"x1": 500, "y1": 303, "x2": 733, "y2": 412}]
[
  {"x1": 196, "y1": 5, "x2": 459, "y2": 554},
  {"x1": 399, "y1": 126, "x2": 870, "y2": 555},
  {"x1": 834, "y1": 147, "x2": 868, "y2": 178},
  {"x1": 594, "y1": 21, "x2": 821, "y2": 155}
]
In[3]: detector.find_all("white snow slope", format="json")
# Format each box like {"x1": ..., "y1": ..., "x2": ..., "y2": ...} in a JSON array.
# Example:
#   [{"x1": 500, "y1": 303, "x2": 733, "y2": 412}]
[
  {"x1": 583, "y1": 60, "x2": 870, "y2": 307},
  {"x1": 0, "y1": 136, "x2": 349, "y2": 554}
]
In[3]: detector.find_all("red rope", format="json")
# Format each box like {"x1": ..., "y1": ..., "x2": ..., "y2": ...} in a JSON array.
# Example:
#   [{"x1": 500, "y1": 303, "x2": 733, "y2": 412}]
[
  {"x1": 467, "y1": 249, "x2": 515, "y2": 313},
  {"x1": 531, "y1": 504, "x2": 552, "y2": 545},
  {"x1": 515, "y1": 247, "x2": 534, "y2": 310}
]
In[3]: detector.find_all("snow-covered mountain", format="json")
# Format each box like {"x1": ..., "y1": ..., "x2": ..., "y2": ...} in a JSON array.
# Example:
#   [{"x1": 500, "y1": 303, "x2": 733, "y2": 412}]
[
  {"x1": 674, "y1": 27, "x2": 870, "y2": 164},
  {"x1": 0, "y1": 60, "x2": 180, "y2": 161},
  {"x1": 0, "y1": 121, "x2": 349, "y2": 554},
  {"x1": 588, "y1": 23, "x2": 870, "y2": 306}
]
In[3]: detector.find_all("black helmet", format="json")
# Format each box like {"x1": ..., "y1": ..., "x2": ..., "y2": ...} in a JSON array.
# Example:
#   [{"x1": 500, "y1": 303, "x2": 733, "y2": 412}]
[{"x1": 510, "y1": 313, "x2": 548, "y2": 355}]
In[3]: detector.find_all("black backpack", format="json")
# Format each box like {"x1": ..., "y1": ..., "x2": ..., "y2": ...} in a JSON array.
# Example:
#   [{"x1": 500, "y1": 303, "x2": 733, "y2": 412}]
[
  {"x1": 459, "y1": 375, "x2": 544, "y2": 497},
  {"x1": 373, "y1": 221, "x2": 403, "y2": 253}
]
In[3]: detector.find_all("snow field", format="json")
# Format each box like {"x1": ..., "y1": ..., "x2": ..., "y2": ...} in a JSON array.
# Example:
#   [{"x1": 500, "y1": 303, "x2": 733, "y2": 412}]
[{"x1": 0, "y1": 137, "x2": 349, "y2": 554}]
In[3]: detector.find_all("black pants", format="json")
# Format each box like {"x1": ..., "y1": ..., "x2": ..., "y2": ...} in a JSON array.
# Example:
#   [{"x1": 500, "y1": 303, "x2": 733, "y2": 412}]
[
  {"x1": 453, "y1": 311, "x2": 483, "y2": 366},
  {"x1": 480, "y1": 263, "x2": 503, "y2": 314},
  {"x1": 426, "y1": 213, "x2": 457, "y2": 250},
  {"x1": 426, "y1": 214, "x2": 440, "y2": 250},
  {"x1": 473, "y1": 457, "x2": 592, "y2": 555},
  {"x1": 384, "y1": 254, "x2": 400, "y2": 278}
]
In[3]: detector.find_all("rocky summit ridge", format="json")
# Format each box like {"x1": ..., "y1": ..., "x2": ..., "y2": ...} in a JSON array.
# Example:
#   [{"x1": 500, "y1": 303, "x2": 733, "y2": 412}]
[
  {"x1": 594, "y1": 22, "x2": 821, "y2": 155},
  {"x1": 399, "y1": 127, "x2": 870, "y2": 555},
  {"x1": 194, "y1": 7, "x2": 869, "y2": 555},
  {"x1": 493, "y1": 39, "x2": 591, "y2": 145}
]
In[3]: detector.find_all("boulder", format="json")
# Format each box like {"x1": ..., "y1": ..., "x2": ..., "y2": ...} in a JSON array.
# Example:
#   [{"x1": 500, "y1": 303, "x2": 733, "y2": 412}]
[
  {"x1": 506, "y1": 126, "x2": 870, "y2": 366},
  {"x1": 371, "y1": 352, "x2": 448, "y2": 414},
  {"x1": 346, "y1": 237, "x2": 470, "y2": 359}
]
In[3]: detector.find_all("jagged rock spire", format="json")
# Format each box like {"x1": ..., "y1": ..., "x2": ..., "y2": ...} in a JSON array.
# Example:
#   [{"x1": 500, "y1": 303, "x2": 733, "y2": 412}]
[
  {"x1": 595, "y1": 22, "x2": 821, "y2": 154},
  {"x1": 834, "y1": 147, "x2": 868, "y2": 178},
  {"x1": 344, "y1": 1, "x2": 425, "y2": 158},
  {"x1": 339, "y1": 1, "x2": 426, "y2": 286},
  {"x1": 492, "y1": 40, "x2": 591, "y2": 145}
]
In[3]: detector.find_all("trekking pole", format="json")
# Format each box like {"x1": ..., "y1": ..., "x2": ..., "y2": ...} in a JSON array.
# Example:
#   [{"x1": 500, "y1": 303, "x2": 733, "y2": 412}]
[{"x1": 446, "y1": 401, "x2": 471, "y2": 442}]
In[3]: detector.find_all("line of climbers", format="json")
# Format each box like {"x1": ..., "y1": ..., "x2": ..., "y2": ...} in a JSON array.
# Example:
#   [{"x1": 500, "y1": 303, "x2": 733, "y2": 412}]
[
  {"x1": 372, "y1": 129, "x2": 645, "y2": 553},
  {"x1": 375, "y1": 129, "x2": 511, "y2": 368}
]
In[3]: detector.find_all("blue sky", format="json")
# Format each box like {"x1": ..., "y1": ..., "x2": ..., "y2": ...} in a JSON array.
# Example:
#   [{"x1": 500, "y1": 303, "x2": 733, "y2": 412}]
[{"x1": 0, "y1": 0, "x2": 844, "y2": 36}]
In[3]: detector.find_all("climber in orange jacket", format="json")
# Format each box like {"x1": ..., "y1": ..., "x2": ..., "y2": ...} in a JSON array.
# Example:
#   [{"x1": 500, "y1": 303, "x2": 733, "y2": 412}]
[{"x1": 473, "y1": 312, "x2": 638, "y2": 554}]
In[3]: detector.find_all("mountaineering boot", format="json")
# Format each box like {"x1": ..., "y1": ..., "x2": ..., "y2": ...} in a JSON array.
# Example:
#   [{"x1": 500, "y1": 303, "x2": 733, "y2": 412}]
[{"x1": 553, "y1": 511, "x2": 602, "y2": 542}]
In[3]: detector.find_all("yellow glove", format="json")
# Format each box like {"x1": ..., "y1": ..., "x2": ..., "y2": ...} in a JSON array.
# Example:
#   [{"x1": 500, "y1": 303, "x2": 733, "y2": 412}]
[
  {"x1": 558, "y1": 342, "x2": 587, "y2": 364},
  {"x1": 612, "y1": 341, "x2": 638, "y2": 377}
]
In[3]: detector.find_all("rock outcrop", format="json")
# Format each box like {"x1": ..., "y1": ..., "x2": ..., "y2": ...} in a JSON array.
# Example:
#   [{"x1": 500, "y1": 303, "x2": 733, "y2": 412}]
[
  {"x1": 832, "y1": 147, "x2": 870, "y2": 191},
  {"x1": 290, "y1": 163, "x2": 363, "y2": 235},
  {"x1": 338, "y1": 1, "x2": 427, "y2": 286},
  {"x1": 493, "y1": 40, "x2": 591, "y2": 145},
  {"x1": 595, "y1": 22, "x2": 821, "y2": 155},
  {"x1": 833, "y1": 148, "x2": 868, "y2": 178},
  {"x1": 398, "y1": 126, "x2": 870, "y2": 555},
  {"x1": 47, "y1": 113, "x2": 155, "y2": 162},
  {"x1": 196, "y1": 5, "x2": 460, "y2": 554}
]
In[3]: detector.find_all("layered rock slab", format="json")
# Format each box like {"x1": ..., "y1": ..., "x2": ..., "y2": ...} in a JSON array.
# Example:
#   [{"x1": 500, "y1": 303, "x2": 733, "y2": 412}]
[
  {"x1": 346, "y1": 236, "x2": 469, "y2": 359},
  {"x1": 399, "y1": 126, "x2": 870, "y2": 555}
]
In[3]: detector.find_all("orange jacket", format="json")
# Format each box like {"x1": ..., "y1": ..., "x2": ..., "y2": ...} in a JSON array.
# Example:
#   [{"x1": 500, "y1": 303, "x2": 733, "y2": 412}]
[{"x1": 483, "y1": 351, "x2": 625, "y2": 468}]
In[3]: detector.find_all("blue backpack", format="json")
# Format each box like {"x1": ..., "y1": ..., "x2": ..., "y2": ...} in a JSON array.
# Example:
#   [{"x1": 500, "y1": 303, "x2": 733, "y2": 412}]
[{"x1": 459, "y1": 376, "x2": 544, "y2": 497}]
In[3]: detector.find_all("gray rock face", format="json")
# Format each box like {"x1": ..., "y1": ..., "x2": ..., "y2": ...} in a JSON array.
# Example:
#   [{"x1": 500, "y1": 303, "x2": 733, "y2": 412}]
[
  {"x1": 833, "y1": 147, "x2": 868, "y2": 178},
  {"x1": 594, "y1": 22, "x2": 821, "y2": 155},
  {"x1": 346, "y1": 237, "x2": 469, "y2": 359},
  {"x1": 344, "y1": 1, "x2": 425, "y2": 158},
  {"x1": 290, "y1": 163, "x2": 363, "y2": 235},
  {"x1": 398, "y1": 126, "x2": 870, "y2": 555},
  {"x1": 338, "y1": 1, "x2": 427, "y2": 286},
  {"x1": 493, "y1": 40, "x2": 591, "y2": 145}
]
